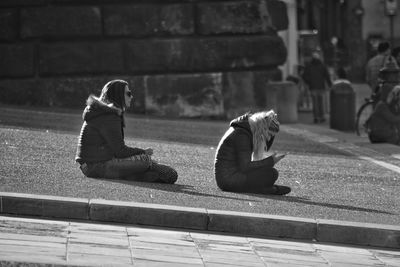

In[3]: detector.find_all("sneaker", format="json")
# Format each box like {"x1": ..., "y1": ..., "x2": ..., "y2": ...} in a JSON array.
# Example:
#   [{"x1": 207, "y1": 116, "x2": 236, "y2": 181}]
[{"x1": 264, "y1": 185, "x2": 291, "y2": 195}]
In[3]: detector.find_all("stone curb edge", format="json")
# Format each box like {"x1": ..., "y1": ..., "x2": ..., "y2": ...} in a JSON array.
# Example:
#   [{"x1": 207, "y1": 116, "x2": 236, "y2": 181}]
[{"x1": 1, "y1": 192, "x2": 399, "y2": 249}]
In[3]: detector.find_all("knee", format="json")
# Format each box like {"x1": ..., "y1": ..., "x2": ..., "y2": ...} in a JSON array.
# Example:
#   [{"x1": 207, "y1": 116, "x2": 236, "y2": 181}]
[
  {"x1": 162, "y1": 166, "x2": 178, "y2": 184},
  {"x1": 167, "y1": 168, "x2": 178, "y2": 184}
]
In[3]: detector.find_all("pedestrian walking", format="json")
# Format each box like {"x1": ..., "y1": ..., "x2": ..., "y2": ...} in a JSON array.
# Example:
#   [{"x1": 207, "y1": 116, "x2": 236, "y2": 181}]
[
  {"x1": 75, "y1": 79, "x2": 178, "y2": 183},
  {"x1": 302, "y1": 51, "x2": 332, "y2": 123},
  {"x1": 366, "y1": 41, "x2": 398, "y2": 93},
  {"x1": 214, "y1": 110, "x2": 291, "y2": 195},
  {"x1": 367, "y1": 85, "x2": 400, "y2": 145}
]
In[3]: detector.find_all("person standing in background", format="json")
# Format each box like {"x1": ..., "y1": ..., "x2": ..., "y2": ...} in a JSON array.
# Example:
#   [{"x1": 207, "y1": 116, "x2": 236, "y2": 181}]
[
  {"x1": 367, "y1": 85, "x2": 400, "y2": 145},
  {"x1": 302, "y1": 51, "x2": 332, "y2": 123},
  {"x1": 366, "y1": 41, "x2": 397, "y2": 93}
]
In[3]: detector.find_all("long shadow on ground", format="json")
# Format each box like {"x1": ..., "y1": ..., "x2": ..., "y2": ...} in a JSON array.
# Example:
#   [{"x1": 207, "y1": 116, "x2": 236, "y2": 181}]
[
  {"x1": 242, "y1": 193, "x2": 395, "y2": 215},
  {"x1": 89, "y1": 177, "x2": 394, "y2": 215},
  {"x1": 89, "y1": 177, "x2": 261, "y2": 203}
]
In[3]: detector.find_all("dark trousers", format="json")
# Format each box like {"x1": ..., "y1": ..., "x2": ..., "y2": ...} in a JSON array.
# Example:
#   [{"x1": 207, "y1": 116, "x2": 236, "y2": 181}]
[
  {"x1": 369, "y1": 127, "x2": 400, "y2": 145},
  {"x1": 80, "y1": 157, "x2": 178, "y2": 184},
  {"x1": 216, "y1": 166, "x2": 279, "y2": 194},
  {"x1": 311, "y1": 90, "x2": 325, "y2": 121}
]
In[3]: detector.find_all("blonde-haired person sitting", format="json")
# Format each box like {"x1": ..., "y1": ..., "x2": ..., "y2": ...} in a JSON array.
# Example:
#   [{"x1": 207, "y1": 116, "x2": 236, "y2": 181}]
[
  {"x1": 214, "y1": 110, "x2": 290, "y2": 195},
  {"x1": 368, "y1": 85, "x2": 400, "y2": 145}
]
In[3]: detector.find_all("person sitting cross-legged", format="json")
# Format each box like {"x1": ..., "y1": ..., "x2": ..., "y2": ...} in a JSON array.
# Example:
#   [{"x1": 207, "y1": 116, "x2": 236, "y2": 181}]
[
  {"x1": 75, "y1": 79, "x2": 178, "y2": 183},
  {"x1": 214, "y1": 110, "x2": 291, "y2": 195},
  {"x1": 368, "y1": 85, "x2": 400, "y2": 145}
]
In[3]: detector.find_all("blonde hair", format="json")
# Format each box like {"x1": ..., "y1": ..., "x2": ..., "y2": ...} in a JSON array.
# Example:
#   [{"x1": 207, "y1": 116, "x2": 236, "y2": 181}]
[
  {"x1": 387, "y1": 85, "x2": 400, "y2": 105},
  {"x1": 248, "y1": 110, "x2": 279, "y2": 159}
]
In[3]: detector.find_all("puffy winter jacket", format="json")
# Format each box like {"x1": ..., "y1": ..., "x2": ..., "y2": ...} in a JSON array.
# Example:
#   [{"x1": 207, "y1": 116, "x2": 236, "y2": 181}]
[
  {"x1": 368, "y1": 101, "x2": 400, "y2": 144},
  {"x1": 214, "y1": 114, "x2": 275, "y2": 182},
  {"x1": 75, "y1": 96, "x2": 145, "y2": 164},
  {"x1": 302, "y1": 58, "x2": 332, "y2": 90}
]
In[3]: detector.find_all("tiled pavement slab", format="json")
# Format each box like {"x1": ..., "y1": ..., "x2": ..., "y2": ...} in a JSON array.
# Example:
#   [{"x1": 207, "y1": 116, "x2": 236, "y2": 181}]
[
  {"x1": 0, "y1": 216, "x2": 399, "y2": 266},
  {"x1": 2, "y1": 191, "x2": 400, "y2": 249}
]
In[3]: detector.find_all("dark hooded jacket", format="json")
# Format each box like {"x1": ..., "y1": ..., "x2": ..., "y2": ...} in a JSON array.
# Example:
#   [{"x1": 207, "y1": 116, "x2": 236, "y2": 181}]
[
  {"x1": 214, "y1": 114, "x2": 275, "y2": 180},
  {"x1": 302, "y1": 58, "x2": 332, "y2": 90},
  {"x1": 368, "y1": 101, "x2": 400, "y2": 144},
  {"x1": 75, "y1": 96, "x2": 145, "y2": 164}
]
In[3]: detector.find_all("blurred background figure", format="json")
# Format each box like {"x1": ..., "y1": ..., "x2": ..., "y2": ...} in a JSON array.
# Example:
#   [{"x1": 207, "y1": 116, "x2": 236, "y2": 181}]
[
  {"x1": 302, "y1": 50, "x2": 332, "y2": 123},
  {"x1": 392, "y1": 46, "x2": 400, "y2": 67},
  {"x1": 366, "y1": 41, "x2": 398, "y2": 94},
  {"x1": 367, "y1": 85, "x2": 400, "y2": 145}
]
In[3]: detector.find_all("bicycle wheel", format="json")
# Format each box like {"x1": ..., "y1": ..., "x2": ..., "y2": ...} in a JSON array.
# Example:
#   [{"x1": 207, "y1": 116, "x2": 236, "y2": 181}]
[{"x1": 355, "y1": 101, "x2": 374, "y2": 137}]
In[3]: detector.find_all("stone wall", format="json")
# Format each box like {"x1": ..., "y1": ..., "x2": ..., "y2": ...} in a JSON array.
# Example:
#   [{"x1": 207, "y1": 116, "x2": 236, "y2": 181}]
[{"x1": 0, "y1": 0, "x2": 287, "y2": 118}]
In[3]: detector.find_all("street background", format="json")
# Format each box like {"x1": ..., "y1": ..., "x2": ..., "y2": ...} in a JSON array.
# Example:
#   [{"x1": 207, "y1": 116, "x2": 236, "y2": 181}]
[{"x1": 1, "y1": 1, "x2": 400, "y2": 265}]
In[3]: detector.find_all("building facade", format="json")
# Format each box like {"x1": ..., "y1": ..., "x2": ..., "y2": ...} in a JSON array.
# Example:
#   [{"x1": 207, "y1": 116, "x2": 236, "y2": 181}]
[{"x1": 294, "y1": 0, "x2": 399, "y2": 82}]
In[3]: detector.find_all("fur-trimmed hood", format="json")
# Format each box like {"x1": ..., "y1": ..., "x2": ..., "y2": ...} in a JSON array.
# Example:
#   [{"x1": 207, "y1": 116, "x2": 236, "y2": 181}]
[{"x1": 83, "y1": 95, "x2": 123, "y2": 122}]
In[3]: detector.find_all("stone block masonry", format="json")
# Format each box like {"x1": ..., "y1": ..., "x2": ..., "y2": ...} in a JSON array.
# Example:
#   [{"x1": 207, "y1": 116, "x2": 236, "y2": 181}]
[
  {"x1": 0, "y1": 9, "x2": 18, "y2": 41},
  {"x1": 0, "y1": 0, "x2": 288, "y2": 119},
  {"x1": 21, "y1": 6, "x2": 102, "y2": 38},
  {"x1": 125, "y1": 36, "x2": 286, "y2": 72},
  {"x1": 103, "y1": 4, "x2": 194, "y2": 37},
  {"x1": 0, "y1": 44, "x2": 34, "y2": 77},
  {"x1": 39, "y1": 42, "x2": 125, "y2": 75}
]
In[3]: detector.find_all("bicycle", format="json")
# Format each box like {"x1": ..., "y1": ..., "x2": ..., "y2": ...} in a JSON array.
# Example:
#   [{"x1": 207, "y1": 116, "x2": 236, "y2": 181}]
[
  {"x1": 355, "y1": 96, "x2": 374, "y2": 137},
  {"x1": 355, "y1": 91, "x2": 380, "y2": 137}
]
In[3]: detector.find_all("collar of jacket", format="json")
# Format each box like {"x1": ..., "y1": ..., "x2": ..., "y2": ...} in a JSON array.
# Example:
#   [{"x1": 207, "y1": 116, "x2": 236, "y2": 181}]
[{"x1": 83, "y1": 95, "x2": 123, "y2": 122}]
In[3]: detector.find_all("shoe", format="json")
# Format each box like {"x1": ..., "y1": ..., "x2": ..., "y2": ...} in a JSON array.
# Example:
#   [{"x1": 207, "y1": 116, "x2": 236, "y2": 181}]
[{"x1": 264, "y1": 185, "x2": 291, "y2": 195}]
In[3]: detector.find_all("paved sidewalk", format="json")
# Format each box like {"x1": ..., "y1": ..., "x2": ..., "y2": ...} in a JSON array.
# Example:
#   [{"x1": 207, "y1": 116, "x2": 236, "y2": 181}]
[
  {"x1": 1, "y1": 215, "x2": 399, "y2": 267},
  {"x1": 2, "y1": 191, "x2": 399, "y2": 250}
]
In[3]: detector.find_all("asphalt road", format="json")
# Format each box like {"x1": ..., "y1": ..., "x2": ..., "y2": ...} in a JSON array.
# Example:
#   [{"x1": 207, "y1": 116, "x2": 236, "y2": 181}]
[{"x1": 0, "y1": 105, "x2": 399, "y2": 226}]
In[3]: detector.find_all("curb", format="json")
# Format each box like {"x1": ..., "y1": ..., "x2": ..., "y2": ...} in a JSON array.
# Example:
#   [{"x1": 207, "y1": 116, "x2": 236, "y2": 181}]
[{"x1": 1, "y1": 192, "x2": 399, "y2": 249}]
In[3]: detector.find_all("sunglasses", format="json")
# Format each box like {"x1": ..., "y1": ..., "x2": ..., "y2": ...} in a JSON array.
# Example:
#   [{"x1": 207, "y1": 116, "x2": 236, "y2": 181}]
[{"x1": 126, "y1": 91, "x2": 133, "y2": 98}]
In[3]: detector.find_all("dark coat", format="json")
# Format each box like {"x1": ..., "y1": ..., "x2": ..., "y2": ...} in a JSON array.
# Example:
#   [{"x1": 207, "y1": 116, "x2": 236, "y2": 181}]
[
  {"x1": 214, "y1": 114, "x2": 274, "y2": 188},
  {"x1": 303, "y1": 58, "x2": 332, "y2": 90},
  {"x1": 368, "y1": 101, "x2": 400, "y2": 144},
  {"x1": 75, "y1": 96, "x2": 145, "y2": 164}
]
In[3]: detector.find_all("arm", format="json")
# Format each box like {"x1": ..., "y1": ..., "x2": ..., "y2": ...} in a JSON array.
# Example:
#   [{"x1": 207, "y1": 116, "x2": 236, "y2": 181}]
[
  {"x1": 234, "y1": 130, "x2": 274, "y2": 173},
  {"x1": 324, "y1": 66, "x2": 332, "y2": 87},
  {"x1": 98, "y1": 115, "x2": 145, "y2": 158}
]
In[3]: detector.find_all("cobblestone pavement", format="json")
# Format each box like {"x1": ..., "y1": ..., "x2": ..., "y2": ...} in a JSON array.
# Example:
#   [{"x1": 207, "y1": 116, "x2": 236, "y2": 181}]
[{"x1": 0, "y1": 216, "x2": 399, "y2": 267}]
